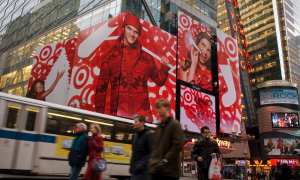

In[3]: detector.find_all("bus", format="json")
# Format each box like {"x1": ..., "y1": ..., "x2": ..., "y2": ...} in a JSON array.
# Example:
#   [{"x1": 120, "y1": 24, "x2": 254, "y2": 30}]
[{"x1": 0, "y1": 92, "x2": 155, "y2": 179}]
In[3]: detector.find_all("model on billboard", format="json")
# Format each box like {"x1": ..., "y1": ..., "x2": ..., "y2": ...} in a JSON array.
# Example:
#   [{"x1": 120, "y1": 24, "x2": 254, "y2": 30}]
[
  {"x1": 94, "y1": 13, "x2": 170, "y2": 119},
  {"x1": 181, "y1": 32, "x2": 212, "y2": 90},
  {"x1": 26, "y1": 71, "x2": 64, "y2": 101}
]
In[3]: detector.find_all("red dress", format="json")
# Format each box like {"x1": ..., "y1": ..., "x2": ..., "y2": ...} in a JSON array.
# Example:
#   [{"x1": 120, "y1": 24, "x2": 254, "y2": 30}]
[
  {"x1": 95, "y1": 40, "x2": 169, "y2": 121},
  {"x1": 84, "y1": 135, "x2": 104, "y2": 180}
]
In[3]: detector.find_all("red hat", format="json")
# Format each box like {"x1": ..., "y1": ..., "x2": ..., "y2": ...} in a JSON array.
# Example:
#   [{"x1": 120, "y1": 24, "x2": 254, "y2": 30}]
[{"x1": 124, "y1": 12, "x2": 141, "y2": 33}]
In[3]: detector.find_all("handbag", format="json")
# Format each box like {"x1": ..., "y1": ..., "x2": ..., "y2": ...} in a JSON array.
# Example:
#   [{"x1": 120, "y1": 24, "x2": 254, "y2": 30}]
[
  {"x1": 92, "y1": 158, "x2": 107, "y2": 172},
  {"x1": 208, "y1": 153, "x2": 222, "y2": 180}
]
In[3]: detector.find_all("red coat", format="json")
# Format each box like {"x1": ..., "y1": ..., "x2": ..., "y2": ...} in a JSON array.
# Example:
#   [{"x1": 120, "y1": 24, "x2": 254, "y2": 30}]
[
  {"x1": 84, "y1": 135, "x2": 104, "y2": 180},
  {"x1": 95, "y1": 40, "x2": 169, "y2": 121}
]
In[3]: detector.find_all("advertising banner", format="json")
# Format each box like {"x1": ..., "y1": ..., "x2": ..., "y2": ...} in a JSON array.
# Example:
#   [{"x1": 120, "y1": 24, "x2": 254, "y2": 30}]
[
  {"x1": 264, "y1": 138, "x2": 300, "y2": 156},
  {"x1": 27, "y1": 12, "x2": 177, "y2": 123},
  {"x1": 217, "y1": 29, "x2": 242, "y2": 134},
  {"x1": 177, "y1": 10, "x2": 214, "y2": 91},
  {"x1": 271, "y1": 112, "x2": 300, "y2": 128},
  {"x1": 55, "y1": 135, "x2": 131, "y2": 164},
  {"x1": 260, "y1": 88, "x2": 299, "y2": 105},
  {"x1": 180, "y1": 84, "x2": 216, "y2": 134}
]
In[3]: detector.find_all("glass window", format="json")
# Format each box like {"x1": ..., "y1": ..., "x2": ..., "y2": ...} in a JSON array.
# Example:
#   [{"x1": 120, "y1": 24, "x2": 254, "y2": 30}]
[
  {"x1": 113, "y1": 122, "x2": 134, "y2": 143},
  {"x1": 6, "y1": 104, "x2": 20, "y2": 129},
  {"x1": 46, "y1": 109, "x2": 82, "y2": 136},
  {"x1": 25, "y1": 107, "x2": 38, "y2": 131},
  {"x1": 83, "y1": 117, "x2": 114, "y2": 140}
]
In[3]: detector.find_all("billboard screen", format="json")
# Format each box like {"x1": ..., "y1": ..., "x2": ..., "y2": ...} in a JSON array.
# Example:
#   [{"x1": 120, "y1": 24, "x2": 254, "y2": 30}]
[
  {"x1": 27, "y1": 12, "x2": 177, "y2": 123},
  {"x1": 177, "y1": 10, "x2": 214, "y2": 91},
  {"x1": 259, "y1": 88, "x2": 299, "y2": 105},
  {"x1": 180, "y1": 84, "x2": 216, "y2": 135},
  {"x1": 271, "y1": 112, "x2": 300, "y2": 128},
  {"x1": 217, "y1": 29, "x2": 242, "y2": 134},
  {"x1": 264, "y1": 138, "x2": 300, "y2": 156}
]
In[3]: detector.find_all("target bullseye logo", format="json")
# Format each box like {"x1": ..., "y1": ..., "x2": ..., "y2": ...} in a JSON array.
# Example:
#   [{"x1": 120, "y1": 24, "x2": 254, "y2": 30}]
[
  {"x1": 179, "y1": 14, "x2": 190, "y2": 28},
  {"x1": 183, "y1": 90, "x2": 193, "y2": 103},
  {"x1": 40, "y1": 46, "x2": 52, "y2": 61},
  {"x1": 74, "y1": 66, "x2": 89, "y2": 89},
  {"x1": 224, "y1": 37, "x2": 237, "y2": 58}
]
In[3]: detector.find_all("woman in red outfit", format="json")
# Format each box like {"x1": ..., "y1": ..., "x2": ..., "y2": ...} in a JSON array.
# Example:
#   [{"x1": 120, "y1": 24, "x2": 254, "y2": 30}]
[
  {"x1": 84, "y1": 124, "x2": 104, "y2": 180},
  {"x1": 26, "y1": 71, "x2": 64, "y2": 101},
  {"x1": 181, "y1": 32, "x2": 212, "y2": 91}
]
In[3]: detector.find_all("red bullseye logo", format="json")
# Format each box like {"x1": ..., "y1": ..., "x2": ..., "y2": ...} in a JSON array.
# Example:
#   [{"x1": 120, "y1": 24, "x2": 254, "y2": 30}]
[
  {"x1": 224, "y1": 37, "x2": 237, "y2": 58},
  {"x1": 74, "y1": 66, "x2": 89, "y2": 89},
  {"x1": 179, "y1": 14, "x2": 190, "y2": 28},
  {"x1": 39, "y1": 46, "x2": 52, "y2": 61},
  {"x1": 183, "y1": 91, "x2": 193, "y2": 103}
]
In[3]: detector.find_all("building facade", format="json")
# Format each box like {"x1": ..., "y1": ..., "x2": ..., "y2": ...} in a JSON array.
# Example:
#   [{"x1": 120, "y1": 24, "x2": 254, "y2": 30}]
[
  {"x1": 238, "y1": 0, "x2": 300, "y2": 93},
  {"x1": 0, "y1": 0, "x2": 217, "y2": 96}
]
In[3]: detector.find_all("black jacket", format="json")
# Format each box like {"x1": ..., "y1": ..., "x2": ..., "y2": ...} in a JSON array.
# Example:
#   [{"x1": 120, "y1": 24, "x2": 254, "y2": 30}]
[
  {"x1": 130, "y1": 128, "x2": 152, "y2": 175},
  {"x1": 192, "y1": 136, "x2": 220, "y2": 168},
  {"x1": 68, "y1": 132, "x2": 88, "y2": 167}
]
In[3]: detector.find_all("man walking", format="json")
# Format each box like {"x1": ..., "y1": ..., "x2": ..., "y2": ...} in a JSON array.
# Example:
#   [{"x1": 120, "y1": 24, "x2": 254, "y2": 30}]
[
  {"x1": 192, "y1": 126, "x2": 220, "y2": 180},
  {"x1": 68, "y1": 123, "x2": 88, "y2": 180},
  {"x1": 149, "y1": 99, "x2": 185, "y2": 180},
  {"x1": 130, "y1": 114, "x2": 152, "y2": 180}
]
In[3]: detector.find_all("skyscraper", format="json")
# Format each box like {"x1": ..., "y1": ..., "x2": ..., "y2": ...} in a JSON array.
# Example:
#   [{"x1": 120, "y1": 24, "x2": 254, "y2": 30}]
[{"x1": 238, "y1": 0, "x2": 300, "y2": 93}]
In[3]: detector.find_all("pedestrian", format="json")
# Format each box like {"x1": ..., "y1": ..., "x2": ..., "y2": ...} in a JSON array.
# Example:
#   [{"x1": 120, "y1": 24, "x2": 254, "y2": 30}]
[
  {"x1": 192, "y1": 126, "x2": 220, "y2": 180},
  {"x1": 68, "y1": 123, "x2": 88, "y2": 180},
  {"x1": 84, "y1": 123, "x2": 104, "y2": 180},
  {"x1": 129, "y1": 114, "x2": 152, "y2": 180},
  {"x1": 149, "y1": 99, "x2": 185, "y2": 180}
]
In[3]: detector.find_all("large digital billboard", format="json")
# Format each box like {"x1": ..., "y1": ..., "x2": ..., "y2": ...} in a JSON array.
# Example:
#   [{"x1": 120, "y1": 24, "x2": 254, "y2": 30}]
[
  {"x1": 180, "y1": 84, "x2": 216, "y2": 135},
  {"x1": 177, "y1": 10, "x2": 214, "y2": 91},
  {"x1": 259, "y1": 88, "x2": 299, "y2": 105},
  {"x1": 271, "y1": 112, "x2": 300, "y2": 128},
  {"x1": 217, "y1": 29, "x2": 242, "y2": 134},
  {"x1": 264, "y1": 138, "x2": 300, "y2": 156},
  {"x1": 27, "y1": 12, "x2": 177, "y2": 123}
]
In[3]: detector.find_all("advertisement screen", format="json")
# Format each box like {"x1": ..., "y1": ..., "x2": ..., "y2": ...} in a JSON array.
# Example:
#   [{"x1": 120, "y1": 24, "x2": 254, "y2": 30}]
[
  {"x1": 217, "y1": 29, "x2": 242, "y2": 134},
  {"x1": 177, "y1": 10, "x2": 214, "y2": 91},
  {"x1": 264, "y1": 138, "x2": 300, "y2": 156},
  {"x1": 271, "y1": 112, "x2": 300, "y2": 128},
  {"x1": 27, "y1": 12, "x2": 177, "y2": 123},
  {"x1": 180, "y1": 84, "x2": 216, "y2": 134},
  {"x1": 260, "y1": 88, "x2": 299, "y2": 105}
]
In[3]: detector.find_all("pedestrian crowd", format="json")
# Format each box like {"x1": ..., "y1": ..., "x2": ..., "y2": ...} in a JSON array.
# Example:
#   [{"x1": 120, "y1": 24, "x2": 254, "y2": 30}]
[{"x1": 68, "y1": 99, "x2": 220, "y2": 180}]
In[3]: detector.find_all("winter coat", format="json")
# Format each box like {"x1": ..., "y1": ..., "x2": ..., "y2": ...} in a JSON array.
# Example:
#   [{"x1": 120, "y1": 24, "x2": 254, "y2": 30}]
[
  {"x1": 68, "y1": 132, "x2": 88, "y2": 167},
  {"x1": 192, "y1": 136, "x2": 220, "y2": 169},
  {"x1": 130, "y1": 129, "x2": 152, "y2": 175},
  {"x1": 94, "y1": 39, "x2": 170, "y2": 121},
  {"x1": 84, "y1": 134, "x2": 104, "y2": 180},
  {"x1": 149, "y1": 117, "x2": 185, "y2": 177}
]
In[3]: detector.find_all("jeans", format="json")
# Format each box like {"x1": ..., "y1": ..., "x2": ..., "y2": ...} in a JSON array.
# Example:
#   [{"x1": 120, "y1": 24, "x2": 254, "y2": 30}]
[
  {"x1": 69, "y1": 166, "x2": 82, "y2": 180},
  {"x1": 131, "y1": 173, "x2": 150, "y2": 180}
]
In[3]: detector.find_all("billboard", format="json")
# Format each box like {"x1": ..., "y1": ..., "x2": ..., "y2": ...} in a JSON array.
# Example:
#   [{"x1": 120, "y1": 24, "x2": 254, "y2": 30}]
[
  {"x1": 180, "y1": 84, "x2": 216, "y2": 134},
  {"x1": 177, "y1": 10, "x2": 214, "y2": 91},
  {"x1": 264, "y1": 138, "x2": 300, "y2": 156},
  {"x1": 27, "y1": 12, "x2": 177, "y2": 123},
  {"x1": 271, "y1": 112, "x2": 300, "y2": 128},
  {"x1": 259, "y1": 88, "x2": 299, "y2": 105},
  {"x1": 217, "y1": 29, "x2": 242, "y2": 134}
]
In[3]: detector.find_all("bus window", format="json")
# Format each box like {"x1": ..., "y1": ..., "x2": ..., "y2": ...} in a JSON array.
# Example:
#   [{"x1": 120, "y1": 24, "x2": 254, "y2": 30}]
[
  {"x1": 6, "y1": 104, "x2": 20, "y2": 129},
  {"x1": 113, "y1": 122, "x2": 134, "y2": 143},
  {"x1": 83, "y1": 118, "x2": 114, "y2": 141},
  {"x1": 25, "y1": 107, "x2": 39, "y2": 131},
  {"x1": 46, "y1": 109, "x2": 82, "y2": 136}
]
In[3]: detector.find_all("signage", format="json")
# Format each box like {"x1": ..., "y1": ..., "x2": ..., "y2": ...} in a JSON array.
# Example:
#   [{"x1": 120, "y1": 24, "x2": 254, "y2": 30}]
[
  {"x1": 260, "y1": 88, "x2": 299, "y2": 105},
  {"x1": 216, "y1": 138, "x2": 231, "y2": 149}
]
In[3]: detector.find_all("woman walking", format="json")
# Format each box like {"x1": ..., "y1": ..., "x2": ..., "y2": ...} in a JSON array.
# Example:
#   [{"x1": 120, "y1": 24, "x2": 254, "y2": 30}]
[{"x1": 84, "y1": 124, "x2": 104, "y2": 180}]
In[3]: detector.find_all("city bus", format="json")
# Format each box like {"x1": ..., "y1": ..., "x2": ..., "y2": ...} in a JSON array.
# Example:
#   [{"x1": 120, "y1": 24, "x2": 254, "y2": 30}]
[{"x1": 0, "y1": 92, "x2": 155, "y2": 179}]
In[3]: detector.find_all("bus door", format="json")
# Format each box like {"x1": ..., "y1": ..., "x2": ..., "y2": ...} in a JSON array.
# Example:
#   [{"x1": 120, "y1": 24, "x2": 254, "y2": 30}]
[
  {"x1": 13, "y1": 105, "x2": 41, "y2": 170},
  {"x1": 0, "y1": 99, "x2": 41, "y2": 171}
]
